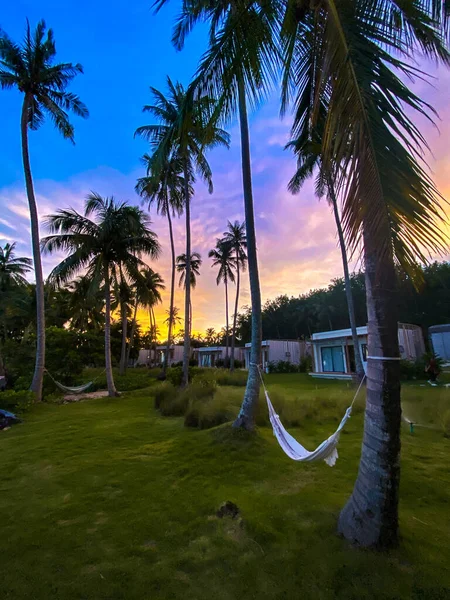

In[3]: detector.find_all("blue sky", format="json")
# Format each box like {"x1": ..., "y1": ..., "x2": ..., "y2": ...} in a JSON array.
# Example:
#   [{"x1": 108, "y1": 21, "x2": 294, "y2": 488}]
[{"x1": 1, "y1": 1, "x2": 450, "y2": 335}]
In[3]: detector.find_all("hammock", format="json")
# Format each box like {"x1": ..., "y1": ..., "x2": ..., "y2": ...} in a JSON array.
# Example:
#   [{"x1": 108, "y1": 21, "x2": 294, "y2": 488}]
[
  {"x1": 253, "y1": 364, "x2": 365, "y2": 467},
  {"x1": 44, "y1": 369, "x2": 105, "y2": 395}
]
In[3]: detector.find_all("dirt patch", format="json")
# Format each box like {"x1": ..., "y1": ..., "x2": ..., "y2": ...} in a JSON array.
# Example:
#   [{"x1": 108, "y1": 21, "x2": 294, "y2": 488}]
[{"x1": 63, "y1": 390, "x2": 109, "y2": 403}]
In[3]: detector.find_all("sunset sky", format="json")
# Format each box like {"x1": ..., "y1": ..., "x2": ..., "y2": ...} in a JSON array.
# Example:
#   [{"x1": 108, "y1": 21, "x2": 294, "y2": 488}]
[{"x1": 1, "y1": 0, "x2": 449, "y2": 339}]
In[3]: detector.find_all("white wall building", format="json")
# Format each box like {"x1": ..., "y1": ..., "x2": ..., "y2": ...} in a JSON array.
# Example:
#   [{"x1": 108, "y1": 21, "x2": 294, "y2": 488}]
[
  {"x1": 243, "y1": 339, "x2": 310, "y2": 370},
  {"x1": 310, "y1": 322, "x2": 425, "y2": 380},
  {"x1": 135, "y1": 345, "x2": 185, "y2": 367},
  {"x1": 429, "y1": 324, "x2": 450, "y2": 361}
]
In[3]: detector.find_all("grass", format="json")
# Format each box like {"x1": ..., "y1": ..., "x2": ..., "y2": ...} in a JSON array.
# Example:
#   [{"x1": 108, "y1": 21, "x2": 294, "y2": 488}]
[{"x1": 1, "y1": 373, "x2": 450, "y2": 599}]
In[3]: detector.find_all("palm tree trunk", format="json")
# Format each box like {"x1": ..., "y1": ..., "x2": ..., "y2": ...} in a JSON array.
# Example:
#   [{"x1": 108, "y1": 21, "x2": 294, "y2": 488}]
[
  {"x1": 189, "y1": 298, "x2": 193, "y2": 337},
  {"x1": 119, "y1": 300, "x2": 128, "y2": 376},
  {"x1": 230, "y1": 255, "x2": 240, "y2": 371},
  {"x1": 181, "y1": 161, "x2": 191, "y2": 387},
  {"x1": 329, "y1": 181, "x2": 365, "y2": 379},
  {"x1": 338, "y1": 226, "x2": 401, "y2": 549},
  {"x1": 104, "y1": 262, "x2": 119, "y2": 397},
  {"x1": 149, "y1": 306, "x2": 154, "y2": 366},
  {"x1": 126, "y1": 298, "x2": 138, "y2": 367},
  {"x1": 151, "y1": 306, "x2": 157, "y2": 365},
  {"x1": 224, "y1": 275, "x2": 229, "y2": 364},
  {"x1": 164, "y1": 208, "x2": 176, "y2": 376},
  {"x1": 233, "y1": 76, "x2": 262, "y2": 430},
  {"x1": 21, "y1": 95, "x2": 45, "y2": 402}
]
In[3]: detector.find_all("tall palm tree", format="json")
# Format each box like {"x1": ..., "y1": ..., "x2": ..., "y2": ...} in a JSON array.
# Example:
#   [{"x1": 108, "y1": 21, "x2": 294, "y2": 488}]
[
  {"x1": 0, "y1": 243, "x2": 32, "y2": 289},
  {"x1": 156, "y1": 0, "x2": 280, "y2": 421},
  {"x1": 135, "y1": 78, "x2": 229, "y2": 386},
  {"x1": 176, "y1": 252, "x2": 202, "y2": 335},
  {"x1": 222, "y1": 221, "x2": 247, "y2": 371},
  {"x1": 0, "y1": 20, "x2": 88, "y2": 402},
  {"x1": 136, "y1": 153, "x2": 188, "y2": 376},
  {"x1": 0, "y1": 242, "x2": 32, "y2": 375},
  {"x1": 281, "y1": 0, "x2": 449, "y2": 548},
  {"x1": 41, "y1": 193, "x2": 160, "y2": 397},
  {"x1": 126, "y1": 267, "x2": 165, "y2": 367},
  {"x1": 286, "y1": 135, "x2": 365, "y2": 380},
  {"x1": 209, "y1": 240, "x2": 236, "y2": 364},
  {"x1": 114, "y1": 271, "x2": 133, "y2": 376}
]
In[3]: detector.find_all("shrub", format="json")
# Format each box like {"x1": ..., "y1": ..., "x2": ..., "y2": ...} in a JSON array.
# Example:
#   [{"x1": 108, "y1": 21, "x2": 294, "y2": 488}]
[
  {"x1": 185, "y1": 387, "x2": 241, "y2": 429},
  {"x1": 153, "y1": 382, "x2": 177, "y2": 410},
  {"x1": 299, "y1": 355, "x2": 313, "y2": 373},
  {"x1": 267, "y1": 360, "x2": 300, "y2": 374},
  {"x1": 214, "y1": 370, "x2": 247, "y2": 387},
  {"x1": 0, "y1": 390, "x2": 34, "y2": 413},
  {"x1": 166, "y1": 367, "x2": 184, "y2": 386}
]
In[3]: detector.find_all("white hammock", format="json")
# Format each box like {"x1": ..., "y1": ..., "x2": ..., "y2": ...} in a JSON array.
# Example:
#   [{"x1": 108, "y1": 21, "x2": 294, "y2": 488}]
[
  {"x1": 53, "y1": 380, "x2": 94, "y2": 394},
  {"x1": 254, "y1": 364, "x2": 365, "y2": 467}
]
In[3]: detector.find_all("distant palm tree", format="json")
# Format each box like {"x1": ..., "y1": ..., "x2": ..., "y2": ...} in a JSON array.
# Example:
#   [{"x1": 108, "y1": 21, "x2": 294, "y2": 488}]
[
  {"x1": 67, "y1": 275, "x2": 104, "y2": 332},
  {"x1": 204, "y1": 327, "x2": 218, "y2": 346},
  {"x1": 0, "y1": 20, "x2": 88, "y2": 401},
  {"x1": 114, "y1": 271, "x2": 133, "y2": 376},
  {"x1": 0, "y1": 242, "x2": 32, "y2": 290},
  {"x1": 135, "y1": 77, "x2": 229, "y2": 386},
  {"x1": 136, "y1": 153, "x2": 188, "y2": 375},
  {"x1": 222, "y1": 221, "x2": 247, "y2": 371},
  {"x1": 286, "y1": 133, "x2": 365, "y2": 379},
  {"x1": 176, "y1": 252, "x2": 202, "y2": 335},
  {"x1": 41, "y1": 193, "x2": 160, "y2": 397},
  {"x1": 209, "y1": 240, "x2": 235, "y2": 364},
  {"x1": 126, "y1": 267, "x2": 165, "y2": 367}
]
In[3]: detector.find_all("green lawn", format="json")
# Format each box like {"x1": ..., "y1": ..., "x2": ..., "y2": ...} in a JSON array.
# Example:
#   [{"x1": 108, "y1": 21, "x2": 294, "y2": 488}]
[{"x1": 1, "y1": 373, "x2": 450, "y2": 599}]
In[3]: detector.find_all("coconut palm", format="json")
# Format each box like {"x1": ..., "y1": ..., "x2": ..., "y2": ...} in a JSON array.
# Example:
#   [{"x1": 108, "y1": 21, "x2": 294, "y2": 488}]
[
  {"x1": 0, "y1": 243, "x2": 32, "y2": 290},
  {"x1": 136, "y1": 153, "x2": 188, "y2": 375},
  {"x1": 286, "y1": 134, "x2": 365, "y2": 380},
  {"x1": 66, "y1": 275, "x2": 105, "y2": 332},
  {"x1": 209, "y1": 240, "x2": 236, "y2": 364},
  {"x1": 126, "y1": 267, "x2": 165, "y2": 367},
  {"x1": 204, "y1": 327, "x2": 218, "y2": 346},
  {"x1": 156, "y1": 0, "x2": 280, "y2": 421},
  {"x1": 0, "y1": 20, "x2": 88, "y2": 401},
  {"x1": 281, "y1": 0, "x2": 449, "y2": 548},
  {"x1": 176, "y1": 252, "x2": 202, "y2": 335},
  {"x1": 41, "y1": 193, "x2": 160, "y2": 397},
  {"x1": 222, "y1": 221, "x2": 247, "y2": 371},
  {"x1": 114, "y1": 271, "x2": 133, "y2": 376},
  {"x1": 135, "y1": 78, "x2": 229, "y2": 386}
]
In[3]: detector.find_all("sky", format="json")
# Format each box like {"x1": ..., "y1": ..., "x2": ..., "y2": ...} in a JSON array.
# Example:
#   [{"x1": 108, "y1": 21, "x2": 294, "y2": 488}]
[{"x1": 1, "y1": 0, "x2": 450, "y2": 339}]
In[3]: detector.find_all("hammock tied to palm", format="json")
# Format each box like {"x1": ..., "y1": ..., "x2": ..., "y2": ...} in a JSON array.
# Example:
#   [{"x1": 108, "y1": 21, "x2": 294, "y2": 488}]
[
  {"x1": 44, "y1": 368, "x2": 106, "y2": 395},
  {"x1": 253, "y1": 363, "x2": 366, "y2": 467}
]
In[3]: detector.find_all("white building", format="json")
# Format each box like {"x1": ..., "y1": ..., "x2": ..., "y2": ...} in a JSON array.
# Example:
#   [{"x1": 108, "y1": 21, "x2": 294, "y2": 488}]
[
  {"x1": 310, "y1": 323, "x2": 425, "y2": 380},
  {"x1": 194, "y1": 346, "x2": 245, "y2": 367},
  {"x1": 243, "y1": 339, "x2": 310, "y2": 370},
  {"x1": 135, "y1": 345, "x2": 185, "y2": 367},
  {"x1": 429, "y1": 324, "x2": 450, "y2": 361}
]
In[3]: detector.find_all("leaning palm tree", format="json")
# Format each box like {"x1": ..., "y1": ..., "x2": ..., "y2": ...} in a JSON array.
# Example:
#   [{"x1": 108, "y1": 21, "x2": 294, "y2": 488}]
[
  {"x1": 281, "y1": 0, "x2": 449, "y2": 548},
  {"x1": 176, "y1": 252, "x2": 202, "y2": 335},
  {"x1": 0, "y1": 20, "x2": 88, "y2": 402},
  {"x1": 209, "y1": 240, "x2": 236, "y2": 364},
  {"x1": 136, "y1": 153, "x2": 188, "y2": 375},
  {"x1": 286, "y1": 134, "x2": 365, "y2": 380},
  {"x1": 0, "y1": 242, "x2": 32, "y2": 290},
  {"x1": 135, "y1": 78, "x2": 229, "y2": 386},
  {"x1": 41, "y1": 193, "x2": 160, "y2": 397},
  {"x1": 126, "y1": 267, "x2": 165, "y2": 367},
  {"x1": 155, "y1": 0, "x2": 280, "y2": 421},
  {"x1": 222, "y1": 221, "x2": 247, "y2": 371}
]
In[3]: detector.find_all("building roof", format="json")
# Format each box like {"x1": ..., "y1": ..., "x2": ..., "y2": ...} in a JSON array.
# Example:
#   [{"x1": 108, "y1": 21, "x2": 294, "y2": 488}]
[
  {"x1": 311, "y1": 326, "x2": 368, "y2": 341},
  {"x1": 429, "y1": 324, "x2": 450, "y2": 334}
]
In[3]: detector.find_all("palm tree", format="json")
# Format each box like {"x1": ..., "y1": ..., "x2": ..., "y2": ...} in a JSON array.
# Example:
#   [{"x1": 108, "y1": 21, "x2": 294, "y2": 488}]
[
  {"x1": 286, "y1": 135, "x2": 365, "y2": 380},
  {"x1": 114, "y1": 271, "x2": 133, "y2": 376},
  {"x1": 0, "y1": 20, "x2": 88, "y2": 402},
  {"x1": 204, "y1": 327, "x2": 218, "y2": 346},
  {"x1": 222, "y1": 221, "x2": 247, "y2": 371},
  {"x1": 41, "y1": 193, "x2": 160, "y2": 397},
  {"x1": 156, "y1": 0, "x2": 280, "y2": 421},
  {"x1": 66, "y1": 275, "x2": 105, "y2": 332},
  {"x1": 0, "y1": 243, "x2": 32, "y2": 290},
  {"x1": 135, "y1": 78, "x2": 229, "y2": 387},
  {"x1": 126, "y1": 267, "x2": 165, "y2": 367},
  {"x1": 136, "y1": 153, "x2": 188, "y2": 376},
  {"x1": 281, "y1": 0, "x2": 449, "y2": 548},
  {"x1": 176, "y1": 252, "x2": 202, "y2": 335},
  {"x1": 209, "y1": 240, "x2": 236, "y2": 364}
]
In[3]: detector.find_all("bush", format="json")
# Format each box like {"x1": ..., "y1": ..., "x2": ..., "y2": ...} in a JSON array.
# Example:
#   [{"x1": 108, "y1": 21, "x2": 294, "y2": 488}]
[
  {"x1": 0, "y1": 390, "x2": 34, "y2": 413},
  {"x1": 153, "y1": 382, "x2": 177, "y2": 410},
  {"x1": 233, "y1": 359, "x2": 243, "y2": 369},
  {"x1": 214, "y1": 370, "x2": 247, "y2": 387},
  {"x1": 400, "y1": 353, "x2": 445, "y2": 381},
  {"x1": 299, "y1": 355, "x2": 313, "y2": 373},
  {"x1": 185, "y1": 386, "x2": 240, "y2": 429},
  {"x1": 267, "y1": 360, "x2": 299, "y2": 374}
]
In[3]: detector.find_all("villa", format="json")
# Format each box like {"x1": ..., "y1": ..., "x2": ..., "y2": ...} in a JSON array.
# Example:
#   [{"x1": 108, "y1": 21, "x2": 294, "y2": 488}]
[
  {"x1": 310, "y1": 323, "x2": 425, "y2": 380},
  {"x1": 243, "y1": 339, "x2": 311, "y2": 371}
]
